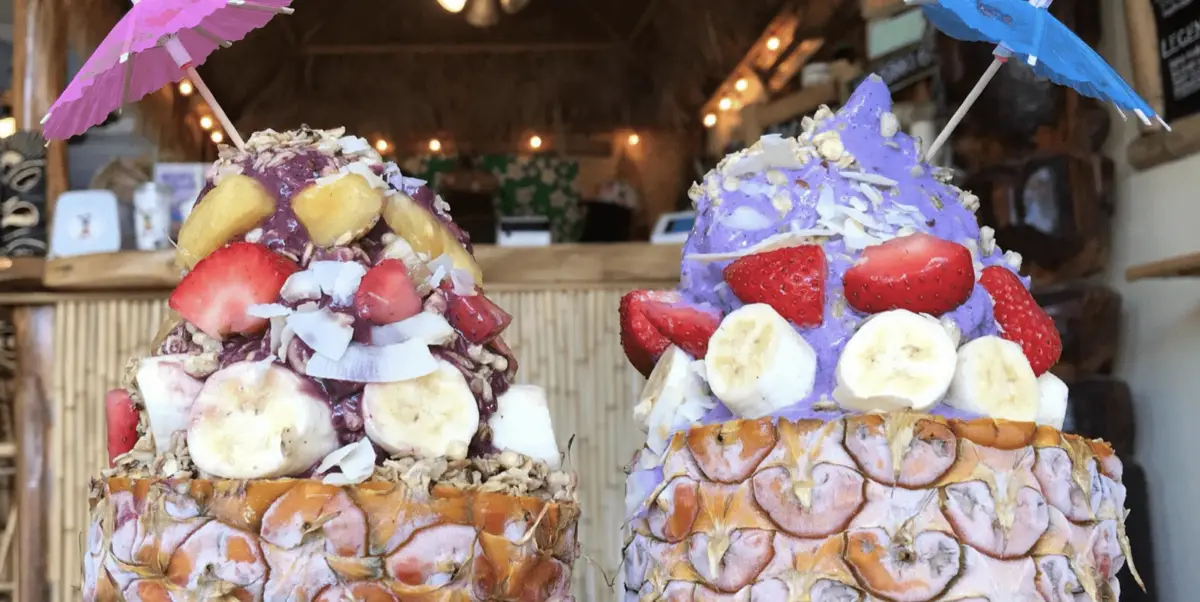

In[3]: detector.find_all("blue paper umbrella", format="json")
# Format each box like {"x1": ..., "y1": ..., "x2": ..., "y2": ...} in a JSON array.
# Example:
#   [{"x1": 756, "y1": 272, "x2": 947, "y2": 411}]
[{"x1": 909, "y1": 0, "x2": 1168, "y2": 161}]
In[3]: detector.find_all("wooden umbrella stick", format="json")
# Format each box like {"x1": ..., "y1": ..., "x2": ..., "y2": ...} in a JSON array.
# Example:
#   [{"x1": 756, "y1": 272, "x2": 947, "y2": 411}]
[{"x1": 185, "y1": 66, "x2": 245, "y2": 150}]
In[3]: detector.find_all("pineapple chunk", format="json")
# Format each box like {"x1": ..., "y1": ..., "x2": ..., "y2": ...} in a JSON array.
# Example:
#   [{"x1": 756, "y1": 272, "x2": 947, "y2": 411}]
[
  {"x1": 176, "y1": 175, "x2": 276, "y2": 269},
  {"x1": 292, "y1": 173, "x2": 385, "y2": 248},
  {"x1": 383, "y1": 192, "x2": 484, "y2": 285}
]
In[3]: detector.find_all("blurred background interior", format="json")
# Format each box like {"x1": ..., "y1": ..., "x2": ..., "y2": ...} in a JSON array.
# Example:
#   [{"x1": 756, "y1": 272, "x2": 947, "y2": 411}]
[{"x1": 1, "y1": 0, "x2": 1199, "y2": 600}]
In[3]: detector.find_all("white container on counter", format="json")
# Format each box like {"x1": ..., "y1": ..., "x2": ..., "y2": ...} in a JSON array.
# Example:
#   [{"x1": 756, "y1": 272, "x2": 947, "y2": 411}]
[{"x1": 133, "y1": 182, "x2": 174, "y2": 250}]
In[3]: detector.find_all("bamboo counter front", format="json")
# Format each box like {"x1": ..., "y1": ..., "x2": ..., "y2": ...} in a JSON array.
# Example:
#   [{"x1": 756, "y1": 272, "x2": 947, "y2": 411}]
[{"x1": 3, "y1": 243, "x2": 681, "y2": 602}]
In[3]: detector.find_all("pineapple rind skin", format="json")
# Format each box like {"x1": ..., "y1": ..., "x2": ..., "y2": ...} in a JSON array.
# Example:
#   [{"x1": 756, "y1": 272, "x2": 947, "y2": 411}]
[
  {"x1": 83, "y1": 477, "x2": 579, "y2": 601},
  {"x1": 623, "y1": 414, "x2": 1131, "y2": 601}
]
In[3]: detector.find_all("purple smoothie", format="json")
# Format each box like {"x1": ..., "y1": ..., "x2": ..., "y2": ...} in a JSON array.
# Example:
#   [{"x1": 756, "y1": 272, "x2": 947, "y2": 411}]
[{"x1": 680, "y1": 76, "x2": 1028, "y2": 424}]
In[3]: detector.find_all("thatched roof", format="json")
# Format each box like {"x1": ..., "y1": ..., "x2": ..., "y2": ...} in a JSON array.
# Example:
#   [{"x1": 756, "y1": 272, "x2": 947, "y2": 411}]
[{"x1": 74, "y1": 0, "x2": 790, "y2": 152}]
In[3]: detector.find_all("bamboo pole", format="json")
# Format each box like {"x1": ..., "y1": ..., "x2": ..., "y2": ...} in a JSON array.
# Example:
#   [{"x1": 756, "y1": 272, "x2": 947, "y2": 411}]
[
  {"x1": 13, "y1": 306, "x2": 52, "y2": 602},
  {"x1": 12, "y1": 0, "x2": 68, "y2": 216}
]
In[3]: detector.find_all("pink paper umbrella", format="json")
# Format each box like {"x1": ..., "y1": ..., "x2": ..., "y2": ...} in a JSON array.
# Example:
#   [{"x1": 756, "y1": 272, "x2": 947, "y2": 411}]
[{"x1": 42, "y1": 0, "x2": 295, "y2": 149}]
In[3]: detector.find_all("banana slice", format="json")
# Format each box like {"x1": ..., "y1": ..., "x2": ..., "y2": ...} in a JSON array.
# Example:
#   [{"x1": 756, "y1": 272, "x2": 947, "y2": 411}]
[
  {"x1": 136, "y1": 355, "x2": 205, "y2": 454},
  {"x1": 362, "y1": 360, "x2": 479, "y2": 458},
  {"x1": 704, "y1": 303, "x2": 817, "y2": 418},
  {"x1": 187, "y1": 360, "x2": 340, "y2": 479},
  {"x1": 635, "y1": 346, "x2": 714, "y2": 454},
  {"x1": 946, "y1": 336, "x2": 1039, "y2": 422},
  {"x1": 1035, "y1": 372, "x2": 1069, "y2": 429},
  {"x1": 833, "y1": 310, "x2": 958, "y2": 413},
  {"x1": 490, "y1": 385, "x2": 562, "y2": 469}
]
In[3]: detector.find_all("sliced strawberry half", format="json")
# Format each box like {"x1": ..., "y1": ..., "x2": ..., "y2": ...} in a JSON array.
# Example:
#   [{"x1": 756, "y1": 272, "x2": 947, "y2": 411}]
[
  {"x1": 723, "y1": 245, "x2": 827, "y2": 327},
  {"x1": 355, "y1": 259, "x2": 423, "y2": 325},
  {"x1": 619, "y1": 290, "x2": 677, "y2": 377},
  {"x1": 105, "y1": 388, "x2": 139, "y2": 465},
  {"x1": 842, "y1": 233, "x2": 974, "y2": 316},
  {"x1": 444, "y1": 284, "x2": 513, "y2": 344},
  {"x1": 640, "y1": 301, "x2": 721, "y2": 361},
  {"x1": 169, "y1": 242, "x2": 300, "y2": 340},
  {"x1": 979, "y1": 265, "x2": 1062, "y2": 375}
]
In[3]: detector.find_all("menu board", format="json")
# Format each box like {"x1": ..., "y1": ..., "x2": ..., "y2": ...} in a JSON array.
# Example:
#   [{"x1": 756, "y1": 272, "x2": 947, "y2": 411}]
[{"x1": 1155, "y1": 0, "x2": 1200, "y2": 122}]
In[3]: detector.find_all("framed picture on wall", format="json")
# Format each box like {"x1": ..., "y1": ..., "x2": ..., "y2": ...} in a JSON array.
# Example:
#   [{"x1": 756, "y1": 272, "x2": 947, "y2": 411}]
[{"x1": 1125, "y1": 0, "x2": 1200, "y2": 169}]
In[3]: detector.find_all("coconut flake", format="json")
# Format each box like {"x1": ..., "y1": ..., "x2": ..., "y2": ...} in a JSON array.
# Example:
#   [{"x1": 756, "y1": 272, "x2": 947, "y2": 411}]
[
  {"x1": 724, "y1": 134, "x2": 807, "y2": 177},
  {"x1": 268, "y1": 316, "x2": 288, "y2": 356},
  {"x1": 305, "y1": 339, "x2": 438, "y2": 383},
  {"x1": 842, "y1": 219, "x2": 884, "y2": 251},
  {"x1": 337, "y1": 136, "x2": 372, "y2": 156},
  {"x1": 815, "y1": 185, "x2": 837, "y2": 221},
  {"x1": 316, "y1": 438, "x2": 377, "y2": 486},
  {"x1": 342, "y1": 160, "x2": 388, "y2": 189},
  {"x1": 424, "y1": 254, "x2": 455, "y2": 288},
  {"x1": 287, "y1": 308, "x2": 354, "y2": 361},
  {"x1": 448, "y1": 268, "x2": 476, "y2": 296},
  {"x1": 722, "y1": 206, "x2": 773, "y2": 231},
  {"x1": 280, "y1": 270, "x2": 323, "y2": 303},
  {"x1": 247, "y1": 303, "x2": 293, "y2": 319},
  {"x1": 370, "y1": 312, "x2": 456, "y2": 346},
  {"x1": 330, "y1": 262, "x2": 367, "y2": 307},
  {"x1": 840, "y1": 171, "x2": 898, "y2": 188}
]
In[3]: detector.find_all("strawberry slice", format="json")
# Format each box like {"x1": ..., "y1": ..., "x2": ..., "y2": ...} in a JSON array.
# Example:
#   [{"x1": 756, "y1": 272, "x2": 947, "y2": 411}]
[
  {"x1": 723, "y1": 245, "x2": 827, "y2": 327},
  {"x1": 444, "y1": 285, "x2": 513, "y2": 344},
  {"x1": 979, "y1": 265, "x2": 1062, "y2": 375},
  {"x1": 641, "y1": 301, "x2": 721, "y2": 360},
  {"x1": 355, "y1": 259, "x2": 423, "y2": 325},
  {"x1": 842, "y1": 233, "x2": 974, "y2": 316},
  {"x1": 105, "y1": 388, "x2": 139, "y2": 465},
  {"x1": 169, "y1": 242, "x2": 299, "y2": 340},
  {"x1": 619, "y1": 290, "x2": 678, "y2": 377}
]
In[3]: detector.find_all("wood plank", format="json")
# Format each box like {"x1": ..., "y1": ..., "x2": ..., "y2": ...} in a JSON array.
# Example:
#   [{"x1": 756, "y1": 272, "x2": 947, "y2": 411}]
[
  {"x1": 41, "y1": 244, "x2": 684, "y2": 292},
  {"x1": 13, "y1": 306, "x2": 52, "y2": 602},
  {"x1": 1127, "y1": 112, "x2": 1200, "y2": 171},
  {"x1": 0, "y1": 257, "x2": 45, "y2": 289},
  {"x1": 1125, "y1": 252, "x2": 1200, "y2": 281},
  {"x1": 12, "y1": 0, "x2": 67, "y2": 219}
]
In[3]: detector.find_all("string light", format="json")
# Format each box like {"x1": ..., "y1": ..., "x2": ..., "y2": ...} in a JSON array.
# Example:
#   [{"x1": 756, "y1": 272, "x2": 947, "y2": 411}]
[
  {"x1": 0, "y1": 117, "x2": 15, "y2": 139},
  {"x1": 735, "y1": 78, "x2": 749, "y2": 92},
  {"x1": 627, "y1": 133, "x2": 640, "y2": 146},
  {"x1": 766, "y1": 36, "x2": 781, "y2": 51},
  {"x1": 178, "y1": 80, "x2": 194, "y2": 96},
  {"x1": 718, "y1": 97, "x2": 733, "y2": 111},
  {"x1": 429, "y1": 138, "x2": 442, "y2": 152},
  {"x1": 437, "y1": 0, "x2": 467, "y2": 12},
  {"x1": 703, "y1": 113, "x2": 717, "y2": 128},
  {"x1": 211, "y1": 131, "x2": 224, "y2": 144},
  {"x1": 199, "y1": 115, "x2": 214, "y2": 130},
  {"x1": 528, "y1": 134, "x2": 543, "y2": 150},
  {"x1": 375, "y1": 139, "x2": 389, "y2": 153}
]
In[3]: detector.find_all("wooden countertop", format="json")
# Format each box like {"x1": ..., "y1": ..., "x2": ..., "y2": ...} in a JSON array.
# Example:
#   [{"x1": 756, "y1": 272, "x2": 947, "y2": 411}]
[
  {"x1": 0, "y1": 243, "x2": 684, "y2": 304},
  {"x1": 1125, "y1": 252, "x2": 1200, "y2": 281}
]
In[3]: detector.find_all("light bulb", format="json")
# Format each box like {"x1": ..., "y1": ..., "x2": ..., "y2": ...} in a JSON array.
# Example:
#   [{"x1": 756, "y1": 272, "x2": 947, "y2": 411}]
[
  {"x1": 438, "y1": 0, "x2": 467, "y2": 13},
  {"x1": 199, "y1": 115, "x2": 214, "y2": 130},
  {"x1": 211, "y1": 131, "x2": 224, "y2": 144},
  {"x1": 375, "y1": 139, "x2": 389, "y2": 153},
  {"x1": 627, "y1": 133, "x2": 640, "y2": 146},
  {"x1": 766, "y1": 37, "x2": 781, "y2": 51},
  {"x1": 429, "y1": 138, "x2": 442, "y2": 152},
  {"x1": 178, "y1": 80, "x2": 194, "y2": 96},
  {"x1": 0, "y1": 117, "x2": 16, "y2": 139},
  {"x1": 529, "y1": 135, "x2": 543, "y2": 149},
  {"x1": 735, "y1": 78, "x2": 748, "y2": 92},
  {"x1": 718, "y1": 97, "x2": 732, "y2": 111},
  {"x1": 703, "y1": 113, "x2": 717, "y2": 128}
]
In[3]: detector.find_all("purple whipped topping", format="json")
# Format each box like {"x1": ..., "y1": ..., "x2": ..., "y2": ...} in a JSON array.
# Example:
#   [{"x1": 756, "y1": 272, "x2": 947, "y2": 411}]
[{"x1": 680, "y1": 75, "x2": 1028, "y2": 424}]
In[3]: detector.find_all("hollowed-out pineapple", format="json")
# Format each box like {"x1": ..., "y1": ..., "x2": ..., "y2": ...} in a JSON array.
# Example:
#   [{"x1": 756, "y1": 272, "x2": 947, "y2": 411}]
[
  {"x1": 383, "y1": 192, "x2": 484, "y2": 286},
  {"x1": 175, "y1": 175, "x2": 276, "y2": 269},
  {"x1": 292, "y1": 173, "x2": 385, "y2": 248},
  {"x1": 624, "y1": 414, "x2": 1138, "y2": 601},
  {"x1": 83, "y1": 478, "x2": 579, "y2": 601}
]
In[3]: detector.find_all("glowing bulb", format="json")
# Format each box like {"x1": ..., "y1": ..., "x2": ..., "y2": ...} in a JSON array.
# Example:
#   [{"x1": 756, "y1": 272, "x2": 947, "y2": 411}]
[
  {"x1": 438, "y1": 0, "x2": 467, "y2": 12},
  {"x1": 210, "y1": 131, "x2": 224, "y2": 144},
  {"x1": 199, "y1": 115, "x2": 214, "y2": 130},
  {"x1": 627, "y1": 133, "x2": 640, "y2": 146},
  {"x1": 178, "y1": 80, "x2": 194, "y2": 96},
  {"x1": 735, "y1": 78, "x2": 748, "y2": 92},
  {"x1": 0, "y1": 117, "x2": 16, "y2": 139},
  {"x1": 703, "y1": 113, "x2": 717, "y2": 128},
  {"x1": 766, "y1": 37, "x2": 781, "y2": 51},
  {"x1": 529, "y1": 135, "x2": 543, "y2": 150},
  {"x1": 718, "y1": 97, "x2": 733, "y2": 111},
  {"x1": 375, "y1": 139, "x2": 389, "y2": 153},
  {"x1": 429, "y1": 138, "x2": 442, "y2": 152}
]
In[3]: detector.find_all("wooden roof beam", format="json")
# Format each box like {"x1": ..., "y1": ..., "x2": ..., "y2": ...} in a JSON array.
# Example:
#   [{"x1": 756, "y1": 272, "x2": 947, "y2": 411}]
[{"x1": 301, "y1": 42, "x2": 616, "y2": 56}]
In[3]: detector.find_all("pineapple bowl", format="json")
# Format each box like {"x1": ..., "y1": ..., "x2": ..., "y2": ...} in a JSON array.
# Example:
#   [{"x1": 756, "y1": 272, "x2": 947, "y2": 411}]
[
  {"x1": 620, "y1": 77, "x2": 1138, "y2": 600},
  {"x1": 88, "y1": 128, "x2": 578, "y2": 601}
]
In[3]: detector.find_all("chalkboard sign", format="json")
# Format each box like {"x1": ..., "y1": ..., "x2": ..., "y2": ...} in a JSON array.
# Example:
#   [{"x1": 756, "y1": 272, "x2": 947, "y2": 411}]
[
  {"x1": 0, "y1": 132, "x2": 49, "y2": 257},
  {"x1": 1154, "y1": 0, "x2": 1200, "y2": 122},
  {"x1": 851, "y1": 28, "x2": 938, "y2": 93}
]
